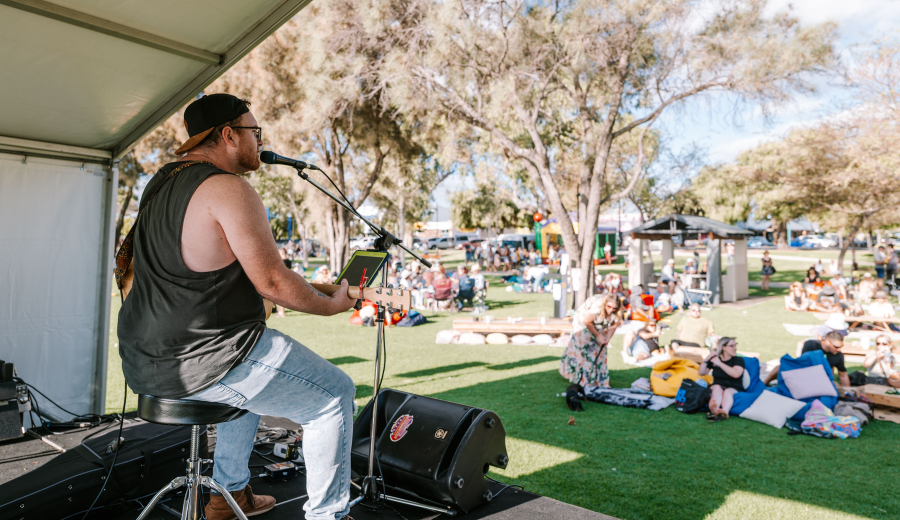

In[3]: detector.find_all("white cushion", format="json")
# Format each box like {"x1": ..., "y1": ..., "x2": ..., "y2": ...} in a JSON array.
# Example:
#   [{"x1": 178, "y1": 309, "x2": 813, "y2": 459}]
[
  {"x1": 458, "y1": 332, "x2": 486, "y2": 345},
  {"x1": 781, "y1": 365, "x2": 838, "y2": 400},
  {"x1": 532, "y1": 334, "x2": 555, "y2": 345},
  {"x1": 739, "y1": 391, "x2": 806, "y2": 428},
  {"x1": 435, "y1": 330, "x2": 461, "y2": 344},
  {"x1": 510, "y1": 334, "x2": 533, "y2": 345},
  {"x1": 486, "y1": 333, "x2": 509, "y2": 344}
]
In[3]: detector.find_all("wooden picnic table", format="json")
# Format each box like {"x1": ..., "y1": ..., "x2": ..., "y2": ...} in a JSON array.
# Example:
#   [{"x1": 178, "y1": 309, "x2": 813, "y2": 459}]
[{"x1": 452, "y1": 317, "x2": 572, "y2": 336}]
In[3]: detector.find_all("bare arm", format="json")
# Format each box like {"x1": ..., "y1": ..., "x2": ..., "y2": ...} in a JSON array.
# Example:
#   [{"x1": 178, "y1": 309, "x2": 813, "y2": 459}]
[
  {"x1": 710, "y1": 357, "x2": 744, "y2": 379},
  {"x1": 863, "y1": 352, "x2": 877, "y2": 370},
  {"x1": 209, "y1": 175, "x2": 354, "y2": 316},
  {"x1": 838, "y1": 371, "x2": 850, "y2": 388}
]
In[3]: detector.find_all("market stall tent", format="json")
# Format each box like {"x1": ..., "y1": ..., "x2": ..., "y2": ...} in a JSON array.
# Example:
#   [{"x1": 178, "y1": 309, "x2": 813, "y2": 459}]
[
  {"x1": 534, "y1": 218, "x2": 618, "y2": 263},
  {"x1": 0, "y1": 0, "x2": 313, "y2": 418}
]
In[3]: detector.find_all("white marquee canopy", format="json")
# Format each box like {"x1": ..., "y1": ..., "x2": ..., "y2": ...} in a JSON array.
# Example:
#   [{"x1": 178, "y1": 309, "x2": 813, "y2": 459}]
[{"x1": 0, "y1": 0, "x2": 313, "y2": 417}]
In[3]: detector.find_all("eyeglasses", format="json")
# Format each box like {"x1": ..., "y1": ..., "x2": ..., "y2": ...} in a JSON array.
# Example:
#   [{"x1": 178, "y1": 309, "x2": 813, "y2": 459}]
[{"x1": 231, "y1": 126, "x2": 262, "y2": 141}]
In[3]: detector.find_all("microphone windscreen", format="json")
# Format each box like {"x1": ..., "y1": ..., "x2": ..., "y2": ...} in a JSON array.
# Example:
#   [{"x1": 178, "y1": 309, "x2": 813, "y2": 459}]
[{"x1": 260, "y1": 150, "x2": 277, "y2": 164}]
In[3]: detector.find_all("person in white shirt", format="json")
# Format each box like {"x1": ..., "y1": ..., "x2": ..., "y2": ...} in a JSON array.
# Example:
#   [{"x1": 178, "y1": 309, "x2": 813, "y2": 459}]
[{"x1": 660, "y1": 258, "x2": 677, "y2": 293}]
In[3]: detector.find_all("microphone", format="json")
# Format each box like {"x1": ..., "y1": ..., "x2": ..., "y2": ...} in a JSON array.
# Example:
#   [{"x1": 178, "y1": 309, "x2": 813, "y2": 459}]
[{"x1": 260, "y1": 151, "x2": 321, "y2": 171}]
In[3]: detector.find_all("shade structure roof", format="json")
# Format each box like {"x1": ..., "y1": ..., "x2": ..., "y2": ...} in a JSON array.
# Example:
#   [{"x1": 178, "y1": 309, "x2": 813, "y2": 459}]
[
  {"x1": 630, "y1": 214, "x2": 756, "y2": 240},
  {"x1": 0, "y1": 0, "x2": 313, "y2": 162}
]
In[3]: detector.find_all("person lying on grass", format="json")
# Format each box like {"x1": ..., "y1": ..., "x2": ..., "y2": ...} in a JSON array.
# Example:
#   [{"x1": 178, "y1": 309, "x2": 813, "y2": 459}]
[
  {"x1": 699, "y1": 337, "x2": 745, "y2": 421},
  {"x1": 784, "y1": 282, "x2": 810, "y2": 312}
]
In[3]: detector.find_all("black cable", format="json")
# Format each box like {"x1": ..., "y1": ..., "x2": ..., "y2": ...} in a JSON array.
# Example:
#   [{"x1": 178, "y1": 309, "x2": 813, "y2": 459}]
[
  {"x1": 81, "y1": 380, "x2": 128, "y2": 520},
  {"x1": 312, "y1": 168, "x2": 379, "y2": 236}
]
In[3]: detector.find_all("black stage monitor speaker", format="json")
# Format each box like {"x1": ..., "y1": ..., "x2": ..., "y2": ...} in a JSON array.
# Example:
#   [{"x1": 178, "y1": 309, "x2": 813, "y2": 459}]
[{"x1": 351, "y1": 389, "x2": 509, "y2": 513}]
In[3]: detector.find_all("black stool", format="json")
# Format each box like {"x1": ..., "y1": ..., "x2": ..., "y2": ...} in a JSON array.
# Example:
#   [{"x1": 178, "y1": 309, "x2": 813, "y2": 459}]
[{"x1": 136, "y1": 395, "x2": 249, "y2": 520}]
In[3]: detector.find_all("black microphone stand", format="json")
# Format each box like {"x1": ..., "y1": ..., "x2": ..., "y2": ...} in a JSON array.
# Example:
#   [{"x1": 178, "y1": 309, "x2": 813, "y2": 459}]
[{"x1": 292, "y1": 167, "x2": 454, "y2": 516}]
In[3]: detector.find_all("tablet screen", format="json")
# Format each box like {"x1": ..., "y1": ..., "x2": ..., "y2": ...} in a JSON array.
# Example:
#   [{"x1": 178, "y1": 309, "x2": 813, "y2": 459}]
[{"x1": 335, "y1": 250, "x2": 388, "y2": 287}]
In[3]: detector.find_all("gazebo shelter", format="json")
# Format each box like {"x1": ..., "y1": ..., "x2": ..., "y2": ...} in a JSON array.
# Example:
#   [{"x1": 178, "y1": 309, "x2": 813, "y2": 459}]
[{"x1": 628, "y1": 214, "x2": 756, "y2": 304}]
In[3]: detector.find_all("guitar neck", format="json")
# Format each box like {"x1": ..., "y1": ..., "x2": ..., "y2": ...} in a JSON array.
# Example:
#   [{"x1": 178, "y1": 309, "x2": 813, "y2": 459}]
[{"x1": 310, "y1": 283, "x2": 411, "y2": 310}]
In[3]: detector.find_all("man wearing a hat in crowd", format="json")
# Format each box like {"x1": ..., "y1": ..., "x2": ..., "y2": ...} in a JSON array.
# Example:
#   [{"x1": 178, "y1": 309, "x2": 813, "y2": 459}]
[
  {"x1": 817, "y1": 313, "x2": 850, "y2": 340},
  {"x1": 118, "y1": 94, "x2": 357, "y2": 520}
]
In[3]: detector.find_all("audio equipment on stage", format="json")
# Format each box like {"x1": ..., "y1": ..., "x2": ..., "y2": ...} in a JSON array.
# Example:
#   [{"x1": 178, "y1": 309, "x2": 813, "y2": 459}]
[
  {"x1": 0, "y1": 421, "x2": 206, "y2": 519},
  {"x1": 351, "y1": 389, "x2": 509, "y2": 513},
  {"x1": 0, "y1": 361, "x2": 26, "y2": 442}
]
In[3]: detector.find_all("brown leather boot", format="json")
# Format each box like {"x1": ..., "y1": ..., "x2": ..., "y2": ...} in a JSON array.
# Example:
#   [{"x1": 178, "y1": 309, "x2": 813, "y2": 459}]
[{"x1": 204, "y1": 485, "x2": 276, "y2": 520}]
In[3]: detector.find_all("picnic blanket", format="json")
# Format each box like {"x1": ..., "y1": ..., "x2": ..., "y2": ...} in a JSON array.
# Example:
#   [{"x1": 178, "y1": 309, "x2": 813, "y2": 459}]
[
  {"x1": 583, "y1": 387, "x2": 675, "y2": 411},
  {"x1": 621, "y1": 349, "x2": 670, "y2": 367},
  {"x1": 800, "y1": 399, "x2": 861, "y2": 439}
]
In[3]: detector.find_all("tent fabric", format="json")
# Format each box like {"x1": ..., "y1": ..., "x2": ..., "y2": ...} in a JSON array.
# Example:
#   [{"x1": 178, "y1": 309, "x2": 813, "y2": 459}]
[
  {"x1": 629, "y1": 214, "x2": 755, "y2": 240},
  {"x1": 0, "y1": 155, "x2": 112, "y2": 419}
]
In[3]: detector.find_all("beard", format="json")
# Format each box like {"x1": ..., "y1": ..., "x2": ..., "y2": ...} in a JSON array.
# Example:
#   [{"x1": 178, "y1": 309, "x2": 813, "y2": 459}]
[{"x1": 237, "y1": 141, "x2": 261, "y2": 173}]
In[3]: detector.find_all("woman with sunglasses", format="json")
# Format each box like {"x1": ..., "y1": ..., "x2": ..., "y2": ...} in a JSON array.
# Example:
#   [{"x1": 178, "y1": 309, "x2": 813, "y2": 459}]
[
  {"x1": 699, "y1": 337, "x2": 745, "y2": 421},
  {"x1": 864, "y1": 335, "x2": 899, "y2": 379},
  {"x1": 559, "y1": 293, "x2": 622, "y2": 389}
]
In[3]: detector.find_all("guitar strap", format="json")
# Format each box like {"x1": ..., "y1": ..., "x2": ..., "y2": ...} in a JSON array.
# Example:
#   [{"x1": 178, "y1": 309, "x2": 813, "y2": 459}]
[{"x1": 114, "y1": 161, "x2": 214, "y2": 294}]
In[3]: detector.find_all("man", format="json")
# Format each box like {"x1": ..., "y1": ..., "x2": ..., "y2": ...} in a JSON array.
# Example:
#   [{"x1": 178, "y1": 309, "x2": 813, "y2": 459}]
[
  {"x1": 874, "y1": 245, "x2": 887, "y2": 280},
  {"x1": 765, "y1": 331, "x2": 850, "y2": 387},
  {"x1": 660, "y1": 258, "x2": 677, "y2": 293},
  {"x1": 671, "y1": 303, "x2": 715, "y2": 349},
  {"x1": 887, "y1": 244, "x2": 898, "y2": 284},
  {"x1": 118, "y1": 94, "x2": 357, "y2": 520},
  {"x1": 683, "y1": 258, "x2": 697, "y2": 275}
]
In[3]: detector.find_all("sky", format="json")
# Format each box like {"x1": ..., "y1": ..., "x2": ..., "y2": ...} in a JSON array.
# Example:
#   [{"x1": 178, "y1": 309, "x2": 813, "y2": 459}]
[{"x1": 429, "y1": 0, "x2": 900, "y2": 218}]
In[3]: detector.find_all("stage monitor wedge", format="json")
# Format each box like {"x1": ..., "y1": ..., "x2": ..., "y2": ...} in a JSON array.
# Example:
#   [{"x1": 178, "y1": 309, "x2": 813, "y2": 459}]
[{"x1": 351, "y1": 389, "x2": 509, "y2": 513}]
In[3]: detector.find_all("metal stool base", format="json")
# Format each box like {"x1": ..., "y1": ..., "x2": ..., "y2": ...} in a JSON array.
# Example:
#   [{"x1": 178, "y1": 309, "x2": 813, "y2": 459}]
[{"x1": 136, "y1": 425, "x2": 248, "y2": 520}]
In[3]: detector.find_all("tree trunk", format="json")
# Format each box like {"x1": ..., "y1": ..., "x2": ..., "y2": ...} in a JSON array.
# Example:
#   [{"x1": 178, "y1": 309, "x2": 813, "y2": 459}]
[
  {"x1": 837, "y1": 225, "x2": 859, "y2": 275},
  {"x1": 851, "y1": 237, "x2": 857, "y2": 268},
  {"x1": 114, "y1": 185, "x2": 134, "y2": 247},
  {"x1": 772, "y1": 220, "x2": 789, "y2": 250},
  {"x1": 286, "y1": 188, "x2": 308, "y2": 269}
]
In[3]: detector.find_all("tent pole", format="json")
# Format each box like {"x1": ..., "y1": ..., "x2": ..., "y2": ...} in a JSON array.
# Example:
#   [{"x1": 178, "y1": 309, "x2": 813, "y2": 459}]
[{"x1": 90, "y1": 162, "x2": 117, "y2": 414}]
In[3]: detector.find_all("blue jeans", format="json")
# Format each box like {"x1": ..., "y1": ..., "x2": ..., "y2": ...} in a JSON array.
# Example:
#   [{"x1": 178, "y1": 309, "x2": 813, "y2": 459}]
[
  {"x1": 876, "y1": 267, "x2": 885, "y2": 279},
  {"x1": 188, "y1": 327, "x2": 355, "y2": 520}
]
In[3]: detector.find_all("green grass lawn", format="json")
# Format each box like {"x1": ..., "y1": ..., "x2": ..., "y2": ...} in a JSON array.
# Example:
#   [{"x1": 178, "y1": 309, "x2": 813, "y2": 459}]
[{"x1": 105, "y1": 250, "x2": 898, "y2": 520}]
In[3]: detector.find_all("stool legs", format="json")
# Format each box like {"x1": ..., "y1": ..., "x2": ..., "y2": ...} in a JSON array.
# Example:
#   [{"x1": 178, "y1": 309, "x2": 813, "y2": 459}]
[{"x1": 136, "y1": 424, "x2": 248, "y2": 520}]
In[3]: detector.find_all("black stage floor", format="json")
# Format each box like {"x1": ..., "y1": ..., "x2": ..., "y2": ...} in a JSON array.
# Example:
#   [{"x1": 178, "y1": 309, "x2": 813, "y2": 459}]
[{"x1": 0, "y1": 416, "x2": 615, "y2": 520}]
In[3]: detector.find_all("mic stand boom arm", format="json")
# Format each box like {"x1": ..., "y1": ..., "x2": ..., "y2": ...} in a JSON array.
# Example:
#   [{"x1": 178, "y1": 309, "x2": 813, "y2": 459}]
[
  {"x1": 293, "y1": 166, "x2": 453, "y2": 516},
  {"x1": 293, "y1": 167, "x2": 431, "y2": 268}
]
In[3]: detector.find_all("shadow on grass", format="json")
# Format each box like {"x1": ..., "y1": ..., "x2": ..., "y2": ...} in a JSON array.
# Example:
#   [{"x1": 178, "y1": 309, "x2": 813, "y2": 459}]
[
  {"x1": 488, "y1": 356, "x2": 559, "y2": 371},
  {"x1": 397, "y1": 362, "x2": 489, "y2": 379},
  {"x1": 485, "y1": 300, "x2": 528, "y2": 309},
  {"x1": 329, "y1": 356, "x2": 368, "y2": 366},
  {"x1": 355, "y1": 384, "x2": 374, "y2": 399},
  {"x1": 414, "y1": 368, "x2": 898, "y2": 520}
]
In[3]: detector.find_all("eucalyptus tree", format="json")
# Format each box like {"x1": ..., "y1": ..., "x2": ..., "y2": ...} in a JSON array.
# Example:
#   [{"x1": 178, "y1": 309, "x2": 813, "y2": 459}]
[{"x1": 393, "y1": 0, "x2": 837, "y2": 305}]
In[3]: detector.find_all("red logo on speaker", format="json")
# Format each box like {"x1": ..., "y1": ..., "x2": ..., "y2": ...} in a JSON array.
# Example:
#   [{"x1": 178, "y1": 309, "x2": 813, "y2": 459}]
[{"x1": 389, "y1": 414, "x2": 414, "y2": 442}]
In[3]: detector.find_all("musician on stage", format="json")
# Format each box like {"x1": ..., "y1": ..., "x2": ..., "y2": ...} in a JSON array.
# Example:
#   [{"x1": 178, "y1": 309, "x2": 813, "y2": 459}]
[{"x1": 117, "y1": 93, "x2": 357, "y2": 520}]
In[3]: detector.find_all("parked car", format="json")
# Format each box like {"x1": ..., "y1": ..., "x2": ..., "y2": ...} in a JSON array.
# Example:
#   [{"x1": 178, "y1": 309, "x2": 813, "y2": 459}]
[
  {"x1": 790, "y1": 236, "x2": 822, "y2": 249},
  {"x1": 797, "y1": 234, "x2": 837, "y2": 248},
  {"x1": 427, "y1": 236, "x2": 475, "y2": 250},
  {"x1": 747, "y1": 236, "x2": 775, "y2": 249}
]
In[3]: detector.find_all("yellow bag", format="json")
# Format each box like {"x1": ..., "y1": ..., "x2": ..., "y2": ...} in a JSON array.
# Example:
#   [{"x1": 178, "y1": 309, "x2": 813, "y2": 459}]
[{"x1": 650, "y1": 358, "x2": 714, "y2": 397}]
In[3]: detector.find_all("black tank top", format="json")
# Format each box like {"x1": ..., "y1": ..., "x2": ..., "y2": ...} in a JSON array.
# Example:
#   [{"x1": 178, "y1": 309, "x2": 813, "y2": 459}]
[{"x1": 118, "y1": 162, "x2": 265, "y2": 398}]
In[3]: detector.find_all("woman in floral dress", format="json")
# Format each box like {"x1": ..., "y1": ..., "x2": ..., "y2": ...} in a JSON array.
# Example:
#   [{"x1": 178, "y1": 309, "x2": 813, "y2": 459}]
[{"x1": 559, "y1": 293, "x2": 623, "y2": 388}]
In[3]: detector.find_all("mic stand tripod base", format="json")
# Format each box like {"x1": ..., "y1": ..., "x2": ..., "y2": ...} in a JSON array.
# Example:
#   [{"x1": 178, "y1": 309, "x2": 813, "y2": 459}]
[{"x1": 350, "y1": 479, "x2": 458, "y2": 516}]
